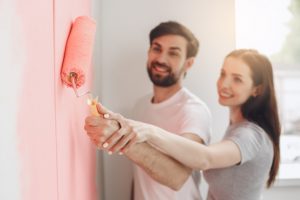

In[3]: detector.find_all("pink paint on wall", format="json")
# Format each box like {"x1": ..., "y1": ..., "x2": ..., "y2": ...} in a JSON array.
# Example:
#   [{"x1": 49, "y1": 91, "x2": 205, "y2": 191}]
[
  {"x1": 16, "y1": 1, "x2": 57, "y2": 199},
  {"x1": 16, "y1": 0, "x2": 97, "y2": 200},
  {"x1": 54, "y1": 0, "x2": 97, "y2": 199}
]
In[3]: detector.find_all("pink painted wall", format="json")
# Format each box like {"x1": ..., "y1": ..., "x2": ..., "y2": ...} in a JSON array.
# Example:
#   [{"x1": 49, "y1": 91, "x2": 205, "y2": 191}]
[{"x1": 16, "y1": 0, "x2": 97, "y2": 200}]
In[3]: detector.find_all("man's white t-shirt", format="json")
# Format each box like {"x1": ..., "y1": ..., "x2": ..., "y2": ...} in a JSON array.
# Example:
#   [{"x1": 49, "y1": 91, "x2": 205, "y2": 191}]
[{"x1": 132, "y1": 88, "x2": 212, "y2": 200}]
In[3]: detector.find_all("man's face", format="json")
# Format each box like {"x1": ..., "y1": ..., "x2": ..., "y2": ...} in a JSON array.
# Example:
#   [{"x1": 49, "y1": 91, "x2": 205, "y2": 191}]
[{"x1": 147, "y1": 35, "x2": 189, "y2": 87}]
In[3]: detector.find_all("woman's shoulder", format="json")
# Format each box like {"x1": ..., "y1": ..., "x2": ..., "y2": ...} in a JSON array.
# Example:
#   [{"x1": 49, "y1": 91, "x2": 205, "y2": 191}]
[
  {"x1": 229, "y1": 121, "x2": 265, "y2": 134},
  {"x1": 226, "y1": 121, "x2": 273, "y2": 164},
  {"x1": 226, "y1": 121, "x2": 271, "y2": 146}
]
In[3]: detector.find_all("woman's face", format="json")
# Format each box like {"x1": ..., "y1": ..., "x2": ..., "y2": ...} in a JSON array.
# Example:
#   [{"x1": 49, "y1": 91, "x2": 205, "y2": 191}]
[{"x1": 217, "y1": 56, "x2": 258, "y2": 109}]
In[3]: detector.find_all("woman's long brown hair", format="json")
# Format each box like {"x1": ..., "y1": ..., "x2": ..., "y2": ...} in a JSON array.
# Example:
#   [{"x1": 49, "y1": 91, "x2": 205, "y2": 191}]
[{"x1": 227, "y1": 49, "x2": 281, "y2": 187}]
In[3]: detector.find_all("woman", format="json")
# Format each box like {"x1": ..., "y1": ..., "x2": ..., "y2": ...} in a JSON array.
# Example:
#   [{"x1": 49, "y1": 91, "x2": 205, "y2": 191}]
[{"x1": 100, "y1": 49, "x2": 281, "y2": 200}]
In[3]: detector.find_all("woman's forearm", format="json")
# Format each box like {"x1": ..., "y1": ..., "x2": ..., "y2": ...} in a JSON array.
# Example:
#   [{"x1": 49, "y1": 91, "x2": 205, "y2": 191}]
[{"x1": 147, "y1": 126, "x2": 211, "y2": 170}]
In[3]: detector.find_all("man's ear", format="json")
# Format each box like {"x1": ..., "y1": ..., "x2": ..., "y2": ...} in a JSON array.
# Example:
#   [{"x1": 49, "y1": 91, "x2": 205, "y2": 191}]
[
  {"x1": 252, "y1": 85, "x2": 262, "y2": 97},
  {"x1": 184, "y1": 57, "x2": 195, "y2": 71}
]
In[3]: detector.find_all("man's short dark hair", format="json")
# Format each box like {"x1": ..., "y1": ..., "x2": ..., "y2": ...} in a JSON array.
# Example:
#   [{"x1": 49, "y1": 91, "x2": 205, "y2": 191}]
[{"x1": 149, "y1": 21, "x2": 199, "y2": 58}]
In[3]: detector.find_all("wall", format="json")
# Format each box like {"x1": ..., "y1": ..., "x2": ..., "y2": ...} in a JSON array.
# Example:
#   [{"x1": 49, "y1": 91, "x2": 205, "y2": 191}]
[
  {"x1": 92, "y1": 0, "x2": 235, "y2": 199},
  {"x1": 263, "y1": 186, "x2": 300, "y2": 200},
  {"x1": 0, "y1": 0, "x2": 97, "y2": 199},
  {"x1": 0, "y1": 1, "x2": 23, "y2": 199},
  {"x1": 262, "y1": 163, "x2": 300, "y2": 199}
]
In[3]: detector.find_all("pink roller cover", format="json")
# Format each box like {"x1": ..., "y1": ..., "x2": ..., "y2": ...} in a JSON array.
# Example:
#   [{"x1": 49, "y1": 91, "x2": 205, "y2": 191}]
[{"x1": 61, "y1": 16, "x2": 96, "y2": 88}]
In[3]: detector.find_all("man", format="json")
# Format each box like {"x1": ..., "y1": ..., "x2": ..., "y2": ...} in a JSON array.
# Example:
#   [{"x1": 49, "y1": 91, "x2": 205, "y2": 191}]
[{"x1": 85, "y1": 21, "x2": 211, "y2": 200}]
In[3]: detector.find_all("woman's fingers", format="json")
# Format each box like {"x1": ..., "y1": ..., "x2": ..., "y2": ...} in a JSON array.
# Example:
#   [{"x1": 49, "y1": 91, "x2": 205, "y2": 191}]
[
  {"x1": 109, "y1": 131, "x2": 137, "y2": 154},
  {"x1": 103, "y1": 112, "x2": 124, "y2": 125},
  {"x1": 102, "y1": 131, "x2": 123, "y2": 151},
  {"x1": 102, "y1": 123, "x2": 131, "y2": 150},
  {"x1": 91, "y1": 111, "x2": 141, "y2": 154},
  {"x1": 101, "y1": 116, "x2": 136, "y2": 154},
  {"x1": 119, "y1": 135, "x2": 137, "y2": 153},
  {"x1": 96, "y1": 103, "x2": 111, "y2": 115}
]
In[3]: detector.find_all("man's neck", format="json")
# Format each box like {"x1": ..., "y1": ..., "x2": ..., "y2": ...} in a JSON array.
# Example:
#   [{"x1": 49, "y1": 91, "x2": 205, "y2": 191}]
[{"x1": 152, "y1": 84, "x2": 182, "y2": 104}]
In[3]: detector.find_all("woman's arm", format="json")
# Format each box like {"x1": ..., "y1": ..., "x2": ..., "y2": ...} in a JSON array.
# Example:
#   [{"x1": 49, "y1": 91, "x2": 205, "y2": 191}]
[
  {"x1": 97, "y1": 103, "x2": 242, "y2": 171},
  {"x1": 147, "y1": 125, "x2": 242, "y2": 170}
]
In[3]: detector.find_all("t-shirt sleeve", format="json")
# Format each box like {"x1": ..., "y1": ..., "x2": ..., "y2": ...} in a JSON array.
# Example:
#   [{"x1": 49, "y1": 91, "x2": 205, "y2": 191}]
[
  {"x1": 226, "y1": 125, "x2": 264, "y2": 164},
  {"x1": 179, "y1": 103, "x2": 212, "y2": 144}
]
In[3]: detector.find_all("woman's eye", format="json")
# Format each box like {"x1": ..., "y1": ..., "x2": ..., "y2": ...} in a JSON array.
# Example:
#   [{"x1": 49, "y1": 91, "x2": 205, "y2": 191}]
[
  {"x1": 219, "y1": 72, "x2": 225, "y2": 78},
  {"x1": 234, "y1": 77, "x2": 242, "y2": 83}
]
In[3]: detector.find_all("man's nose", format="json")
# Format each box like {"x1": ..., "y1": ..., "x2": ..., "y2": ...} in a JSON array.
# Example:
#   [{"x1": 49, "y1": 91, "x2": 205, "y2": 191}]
[{"x1": 156, "y1": 52, "x2": 168, "y2": 64}]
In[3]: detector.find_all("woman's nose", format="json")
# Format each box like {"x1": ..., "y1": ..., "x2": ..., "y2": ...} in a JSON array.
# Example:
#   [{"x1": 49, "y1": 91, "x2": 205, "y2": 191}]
[{"x1": 218, "y1": 77, "x2": 231, "y2": 89}]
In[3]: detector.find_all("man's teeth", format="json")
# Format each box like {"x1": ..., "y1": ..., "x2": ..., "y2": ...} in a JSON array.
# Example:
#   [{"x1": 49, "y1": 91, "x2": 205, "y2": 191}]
[{"x1": 154, "y1": 65, "x2": 168, "y2": 72}]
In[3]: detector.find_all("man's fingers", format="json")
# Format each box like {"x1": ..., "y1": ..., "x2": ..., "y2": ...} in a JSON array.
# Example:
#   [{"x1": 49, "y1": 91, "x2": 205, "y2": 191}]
[
  {"x1": 88, "y1": 132, "x2": 107, "y2": 147},
  {"x1": 85, "y1": 116, "x2": 102, "y2": 127}
]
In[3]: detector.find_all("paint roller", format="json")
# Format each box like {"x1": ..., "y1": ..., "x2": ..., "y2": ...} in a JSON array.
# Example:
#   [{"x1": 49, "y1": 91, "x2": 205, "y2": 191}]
[
  {"x1": 60, "y1": 16, "x2": 102, "y2": 116},
  {"x1": 60, "y1": 16, "x2": 96, "y2": 97}
]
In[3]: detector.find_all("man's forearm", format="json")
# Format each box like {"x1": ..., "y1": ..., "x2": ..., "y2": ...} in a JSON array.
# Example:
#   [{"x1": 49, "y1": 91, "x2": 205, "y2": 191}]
[
  {"x1": 103, "y1": 119, "x2": 192, "y2": 190},
  {"x1": 125, "y1": 142, "x2": 191, "y2": 190}
]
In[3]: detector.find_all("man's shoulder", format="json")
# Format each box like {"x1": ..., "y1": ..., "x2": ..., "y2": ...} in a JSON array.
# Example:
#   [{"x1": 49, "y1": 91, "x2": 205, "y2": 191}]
[
  {"x1": 135, "y1": 93, "x2": 152, "y2": 106},
  {"x1": 181, "y1": 88, "x2": 209, "y2": 109},
  {"x1": 131, "y1": 93, "x2": 152, "y2": 118}
]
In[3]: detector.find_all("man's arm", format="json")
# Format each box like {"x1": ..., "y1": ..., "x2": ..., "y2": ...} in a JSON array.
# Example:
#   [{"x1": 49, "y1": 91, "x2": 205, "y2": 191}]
[
  {"x1": 85, "y1": 111, "x2": 204, "y2": 190},
  {"x1": 125, "y1": 132, "x2": 204, "y2": 191},
  {"x1": 126, "y1": 142, "x2": 190, "y2": 190}
]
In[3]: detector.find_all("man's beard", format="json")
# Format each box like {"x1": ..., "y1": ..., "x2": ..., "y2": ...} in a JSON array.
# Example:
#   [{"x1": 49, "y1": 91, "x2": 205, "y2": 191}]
[{"x1": 147, "y1": 61, "x2": 183, "y2": 87}]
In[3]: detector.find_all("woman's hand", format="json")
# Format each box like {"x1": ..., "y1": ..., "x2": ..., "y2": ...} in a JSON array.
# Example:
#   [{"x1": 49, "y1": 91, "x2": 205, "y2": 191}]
[
  {"x1": 84, "y1": 115, "x2": 120, "y2": 148},
  {"x1": 101, "y1": 113, "x2": 137, "y2": 154},
  {"x1": 98, "y1": 104, "x2": 155, "y2": 154}
]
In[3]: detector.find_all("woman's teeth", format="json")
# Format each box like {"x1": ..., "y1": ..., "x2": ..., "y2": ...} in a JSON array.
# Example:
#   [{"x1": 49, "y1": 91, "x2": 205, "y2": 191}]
[{"x1": 220, "y1": 91, "x2": 232, "y2": 98}]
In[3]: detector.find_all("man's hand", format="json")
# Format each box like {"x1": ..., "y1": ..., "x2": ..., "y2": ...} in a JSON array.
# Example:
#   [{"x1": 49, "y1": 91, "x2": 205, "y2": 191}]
[
  {"x1": 84, "y1": 103, "x2": 137, "y2": 154},
  {"x1": 84, "y1": 115, "x2": 119, "y2": 149}
]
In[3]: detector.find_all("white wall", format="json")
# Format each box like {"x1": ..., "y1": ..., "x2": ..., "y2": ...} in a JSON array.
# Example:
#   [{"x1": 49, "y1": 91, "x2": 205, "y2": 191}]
[
  {"x1": 0, "y1": 1, "x2": 22, "y2": 199},
  {"x1": 92, "y1": 0, "x2": 235, "y2": 199},
  {"x1": 263, "y1": 186, "x2": 300, "y2": 200}
]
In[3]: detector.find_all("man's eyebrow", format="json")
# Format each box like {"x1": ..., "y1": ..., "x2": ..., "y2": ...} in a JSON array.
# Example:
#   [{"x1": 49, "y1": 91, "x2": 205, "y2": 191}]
[
  {"x1": 152, "y1": 42, "x2": 161, "y2": 47},
  {"x1": 151, "y1": 42, "x2": 182, "y2": 51},
  {"x1": 169, "y1": 46, "x2": 182, "y2": 51}
]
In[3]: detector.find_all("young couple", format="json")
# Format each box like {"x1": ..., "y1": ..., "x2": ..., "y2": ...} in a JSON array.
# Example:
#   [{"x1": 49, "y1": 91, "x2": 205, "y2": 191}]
[{"x1": 85, "y1": 21, "x2": 280, "y2": 200}]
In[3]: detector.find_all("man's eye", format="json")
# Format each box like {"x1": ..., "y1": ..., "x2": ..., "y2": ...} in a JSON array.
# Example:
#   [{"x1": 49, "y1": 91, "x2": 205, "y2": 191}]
[
  {"x1": 169, "y1": 52, "x2": 179, "y2": 57},
  {"x1": 152, "y1": 47, "x2": 161, "y2": 52}
]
